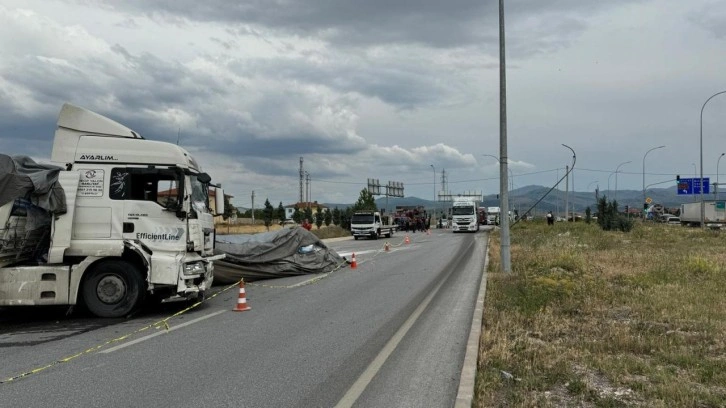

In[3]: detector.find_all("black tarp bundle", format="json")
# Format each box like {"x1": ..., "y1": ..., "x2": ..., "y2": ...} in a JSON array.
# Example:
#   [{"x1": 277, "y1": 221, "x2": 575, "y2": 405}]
[
  {"x1": 213, "y1": 227, "x2": 347, "y2": 283},
  {"x1": 0, "y1": 154, "x2": 66, "y2": 215}
]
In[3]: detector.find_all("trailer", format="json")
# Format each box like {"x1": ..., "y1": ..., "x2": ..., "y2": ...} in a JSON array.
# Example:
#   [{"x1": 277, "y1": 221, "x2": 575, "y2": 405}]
[{"x1": 679, "y1": 201, "x2": 726, "y2": 227}]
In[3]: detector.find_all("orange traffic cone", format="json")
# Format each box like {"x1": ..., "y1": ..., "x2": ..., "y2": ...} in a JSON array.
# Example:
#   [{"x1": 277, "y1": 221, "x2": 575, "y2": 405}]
[
  {"x1": 384, "y1": 242, "x2": 391, "y2": 252},
  {"x1": 350, "y1": 252, "x2": 357, "y2": 269},
  {"x1": 233, "y1": 280, "x2": 251, "y2": 312},
  {"x1": 404, "y1": 235, "x2": 410, "y2": 244}
]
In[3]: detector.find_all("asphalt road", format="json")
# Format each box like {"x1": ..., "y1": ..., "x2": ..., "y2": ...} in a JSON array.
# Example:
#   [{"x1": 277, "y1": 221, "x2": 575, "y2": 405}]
[{"x1": 0, "y1": 228, "x2": 489, "y2": 407}]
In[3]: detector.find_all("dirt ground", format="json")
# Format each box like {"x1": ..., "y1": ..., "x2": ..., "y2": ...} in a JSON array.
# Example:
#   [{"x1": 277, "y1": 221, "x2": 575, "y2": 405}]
[{"x1": 215, "y1": 224, "x2": 282, "y2": 235}]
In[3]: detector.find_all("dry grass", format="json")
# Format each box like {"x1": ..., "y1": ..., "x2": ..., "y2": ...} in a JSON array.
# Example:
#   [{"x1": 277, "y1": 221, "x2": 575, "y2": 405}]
[
  {"x1": 216, "y1": 223, "x2": 350, "y2": 240},
  {"x1": 476, "y1": 221, "x2": 726, "y2": 407}
]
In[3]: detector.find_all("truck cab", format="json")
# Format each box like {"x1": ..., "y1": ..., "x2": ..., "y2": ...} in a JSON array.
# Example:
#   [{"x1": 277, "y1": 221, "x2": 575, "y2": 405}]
[
  {"x1": 451, "y1": 198, "x2": 480, "y2": 232},
  {"x1": 0, "y1": 104, "x2": 224, "y2": 317}
]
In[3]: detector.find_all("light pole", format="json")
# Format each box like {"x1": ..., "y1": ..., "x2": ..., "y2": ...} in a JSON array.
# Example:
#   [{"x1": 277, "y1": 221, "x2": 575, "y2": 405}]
[
  {"x1": 700, "y1": 91, "x2": 726, "y2": 228},
  {"x1": 588, "y1": 180, "x2": 599, "y2": 205},
  {"x1": 614, "y1": 161, "x2": 631, "y2": 203},
  {"x1": 642, "y1": 145, "x2": 665, "y2": 210},
  {"x1": 482, "y1": 154, "x2": 513, "y2": 192},
  {"x1": 608, "y1": 172, "x2": 615, "y2": 198},
  {"x1": 692, "y1": 163, "x2": 697, "y2": 203},
  {"x1": 717, "y1": 153, "x2": 725, "y2": 199},
  {"x1": 562, "y1": 144, "x2": 576, "y2": 222}
]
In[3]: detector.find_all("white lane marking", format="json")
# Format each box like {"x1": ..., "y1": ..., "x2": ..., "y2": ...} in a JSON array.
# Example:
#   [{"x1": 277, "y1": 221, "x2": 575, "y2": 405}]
[
  {"x1": 334, "y1": 259, "x2": 449, "y2": 408},
  {"x1": 336, "y1": 249, "x2": 379, "y2": 257},
  {"x1": 100, "y1": 310, "x2": 226, "y2": 353}
]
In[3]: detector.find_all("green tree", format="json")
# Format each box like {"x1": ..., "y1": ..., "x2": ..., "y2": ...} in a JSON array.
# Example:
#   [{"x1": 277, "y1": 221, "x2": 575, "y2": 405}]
[
  {"x1": 352, "y1": 189, "x2": 377, "y2": 211},
  {"x1": 324, "y1": 209, "x2": 332, "y2": 227},
  {"x1": 293, "y1": 205, "x2": 302, "y2": 224},
  {"x1": 340, "y1": 207, "x2": 353, "y2": 230},
  {"x1": 277, "y1": 202, "x2": 286, "y2": 223},
  {"x1": 332, "y1": 208, "x2": 341, "y2": 226},
  {"x1": 263, "y1": 199, "x2": 274, "y2": 230},
  {"x1": 222, "y1": 195, "x2": 236, "y2": 220},
  {"x1": 596, "y1": 196, "x2": 634, "y2": 232},
  {"x1": 585, "y1": 206, "x2": 592, "y2": 224},
  {"x1": 315, "y1": 207, "x2": 323, "y2": 229},
  {"x1": 304, "y1": 207, "x2": 314, "y2": 224}
]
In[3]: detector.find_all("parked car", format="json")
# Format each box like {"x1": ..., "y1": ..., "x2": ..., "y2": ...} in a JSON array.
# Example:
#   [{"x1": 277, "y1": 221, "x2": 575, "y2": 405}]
[{"x1": 666, "y1": 216, "x2": 681, "y2": 225}]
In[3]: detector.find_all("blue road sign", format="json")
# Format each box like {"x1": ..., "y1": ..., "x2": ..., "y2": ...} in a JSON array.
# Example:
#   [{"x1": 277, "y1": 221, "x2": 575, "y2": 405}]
[
  {"x1": 677, "y1": 178, "x2": 693, "y2": 195},
  {"x1": 677, "y1": 178, "x2": 710, "y2": 195},
  {"x1": 693, "y1": 177, "x2": 710, "y2": 194}
]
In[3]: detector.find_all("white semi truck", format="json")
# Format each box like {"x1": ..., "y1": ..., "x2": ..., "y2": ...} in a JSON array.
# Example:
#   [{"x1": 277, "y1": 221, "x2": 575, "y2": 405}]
[
  {"x1": 451, "y1": 197, "x2": 480, "y2": 232},
  {"x1": 0, "y1": 104, "x2": 224, "y2": 317}
]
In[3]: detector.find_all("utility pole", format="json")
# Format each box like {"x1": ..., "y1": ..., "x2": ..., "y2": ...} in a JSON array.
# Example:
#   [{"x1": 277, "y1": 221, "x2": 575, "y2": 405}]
[
  {"x1": 305, "y1": 172, "x2": 311, "y2": 208},
  {"x1": 571, "y1": 164, "x2": 575, "y2": 222},
  {"x1": 498, "y1": 0, "x2": 511, "y2": 273},
  {"x1": 564, "y1": 165, "x2": 569, "y2": 222},
  {"x1": 251, "y1": 190, "x2": 255, "y2": 224},
  {"x1": 299, "y1": 157, "x2": 304, "y2": 204}
]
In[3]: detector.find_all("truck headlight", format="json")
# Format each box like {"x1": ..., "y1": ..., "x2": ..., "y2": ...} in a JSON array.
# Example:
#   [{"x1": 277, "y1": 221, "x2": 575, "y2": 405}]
[{"x1": 183, "y1": 261, "x2": 205, "y2": 275}]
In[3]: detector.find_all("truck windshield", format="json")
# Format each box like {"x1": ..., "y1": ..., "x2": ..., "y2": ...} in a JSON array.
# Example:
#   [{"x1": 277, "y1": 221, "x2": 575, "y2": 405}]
[
  {"x1": 190, "y1": 174, "x2": 210, "y2": 215},
  {"x1": 452, "y1": 206, "x2": 474, "y2": 215},
  {"x1": 351, "y1": 215, "x2": 374, "y2": 224}
]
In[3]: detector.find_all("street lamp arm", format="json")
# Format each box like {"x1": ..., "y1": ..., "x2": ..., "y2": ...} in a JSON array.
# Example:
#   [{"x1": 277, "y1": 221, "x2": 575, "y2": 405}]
[
  {"x1": 512, "y1": 144, "x2": 576, "y2": 228},
  {"x1": 643, "y1": 145, "x2": 666, "y2": 207},
  {"x1": 700, "y1": 90, "x2": 726, "y2": 228}
]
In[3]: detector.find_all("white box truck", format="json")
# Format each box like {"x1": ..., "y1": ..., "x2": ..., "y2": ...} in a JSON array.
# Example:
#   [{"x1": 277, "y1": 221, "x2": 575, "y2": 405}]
[
  {"x1": 486, "y1": 206, "x2": 500, "y2": 225},
  {"x1": 451, "y1": 197, "x2": 480, "y2": 232},
  {"x1": 680, "y1": 201, "x2": 726, "y2": 227},
  {"x1": 0, "y1": 104, "x2": 224, "y2": 317},
  {"x1": 351, "y1": 211, "x2": 397, "y2": 239}
]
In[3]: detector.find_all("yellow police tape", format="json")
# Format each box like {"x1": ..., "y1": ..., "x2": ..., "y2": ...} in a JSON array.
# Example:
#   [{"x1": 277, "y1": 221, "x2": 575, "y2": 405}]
[
  {"x1": 0, "y1": 280, "x2": 241, "y2": 384},
  {"x1": 1, "y1": 232, "x2": 423, "y2": 383}
]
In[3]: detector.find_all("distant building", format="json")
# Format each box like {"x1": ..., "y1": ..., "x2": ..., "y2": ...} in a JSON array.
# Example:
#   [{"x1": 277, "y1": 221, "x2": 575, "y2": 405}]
[{"x1": 284, "y1": 201, "x2": 329, "y2": 221}]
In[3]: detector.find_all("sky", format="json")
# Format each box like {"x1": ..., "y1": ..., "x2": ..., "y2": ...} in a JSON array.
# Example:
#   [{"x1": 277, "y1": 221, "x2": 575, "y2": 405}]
[{"x1": 1, "y1": 0, "x2": 725, "y2": 208}]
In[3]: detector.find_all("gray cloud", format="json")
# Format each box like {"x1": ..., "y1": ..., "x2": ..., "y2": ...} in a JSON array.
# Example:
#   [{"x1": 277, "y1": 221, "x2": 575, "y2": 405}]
[{"x1": 97, "y1": 0, "x2": 642, "y2": 54}]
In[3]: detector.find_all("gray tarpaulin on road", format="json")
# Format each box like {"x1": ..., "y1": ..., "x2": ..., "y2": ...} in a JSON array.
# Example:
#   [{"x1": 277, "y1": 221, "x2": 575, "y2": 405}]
[
  {"x1": 0, "y1": 154, "x2": 66, "y2": 214},
  {"x1": 213, "y1": 227, "x2": 347, "y2": 283}
]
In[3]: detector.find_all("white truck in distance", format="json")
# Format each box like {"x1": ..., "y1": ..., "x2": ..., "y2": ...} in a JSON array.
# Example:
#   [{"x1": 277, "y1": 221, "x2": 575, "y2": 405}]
[
  {"x1": 0, "y1": 104, "x2": 224, "y2": 317},
  {"x1": 486, "y1": 206, "x2": 500, "y2": 225},
  {"x1": 680, "y1": 201, "x2": 726, "y2": 227},
  {"x1": 451, "y1": 197, "x2": 480, "y2": 232},
  {"x1": 351, "y1": 211, "x2": 397, "y2": 240}
]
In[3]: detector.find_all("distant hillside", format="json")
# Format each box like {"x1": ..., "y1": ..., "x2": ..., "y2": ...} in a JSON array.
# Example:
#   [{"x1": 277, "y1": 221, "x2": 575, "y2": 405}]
[{"x1": 323, "y1": 184, "x2": 711, "y2": 215}]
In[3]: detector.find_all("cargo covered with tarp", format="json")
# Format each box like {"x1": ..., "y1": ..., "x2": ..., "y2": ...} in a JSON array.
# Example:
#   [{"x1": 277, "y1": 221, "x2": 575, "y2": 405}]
[
  {"x1": 213, "y1": 227, "x2": 346, "y2": 283},
  {"x1": 0, "y1": 155, "x2": 66, "y2": 267}
]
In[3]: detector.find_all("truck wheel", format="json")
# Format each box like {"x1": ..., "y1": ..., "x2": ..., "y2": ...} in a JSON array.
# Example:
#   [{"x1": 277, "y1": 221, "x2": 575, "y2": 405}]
[
  {"x1": 354, "y1": 236, "x2": 359, "y2": 240},
  {"x1": 373, "y1": 231, "x2": 379, "y2": 240},
  {"x1": 82, "y1": 260, "x2": 145, "y2": 318}
]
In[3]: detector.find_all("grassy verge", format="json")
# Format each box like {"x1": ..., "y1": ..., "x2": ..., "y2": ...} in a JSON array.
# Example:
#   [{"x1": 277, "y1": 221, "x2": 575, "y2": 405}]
[{"x1": 476, "y1": 221, "x2": 726, "y2": 407}]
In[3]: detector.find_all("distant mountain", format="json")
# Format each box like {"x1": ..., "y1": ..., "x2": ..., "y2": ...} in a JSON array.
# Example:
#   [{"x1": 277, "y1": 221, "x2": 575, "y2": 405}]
[{"x1": 323, "y1": 184, "x2": 712, "y2": 215}]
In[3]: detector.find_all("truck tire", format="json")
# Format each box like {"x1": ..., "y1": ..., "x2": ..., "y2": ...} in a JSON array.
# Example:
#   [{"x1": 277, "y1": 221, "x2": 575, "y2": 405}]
[
  {"x1": 82, "y1": 259, "x2": 145, "y2": 318},
  {"x1": 354, "y1": 236, "x2": 359, "y2": 240},
  {"x1": 373, "y1": 230, "x2": 379, "y2": 240},
  {"x1": 386, "y1": 229, "x2": 392, "y2": 238}
]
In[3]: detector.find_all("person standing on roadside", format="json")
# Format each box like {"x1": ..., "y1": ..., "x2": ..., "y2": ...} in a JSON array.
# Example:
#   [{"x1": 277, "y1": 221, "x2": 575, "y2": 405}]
[{"x1": 546, "y1": 211, "x2": 554, "y2": 226}]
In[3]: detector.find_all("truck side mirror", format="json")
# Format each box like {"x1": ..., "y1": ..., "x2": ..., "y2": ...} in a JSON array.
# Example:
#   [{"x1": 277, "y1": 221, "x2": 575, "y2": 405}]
[{"x1": 215, "y1": 188, "x2": 225, "y2": 215}]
